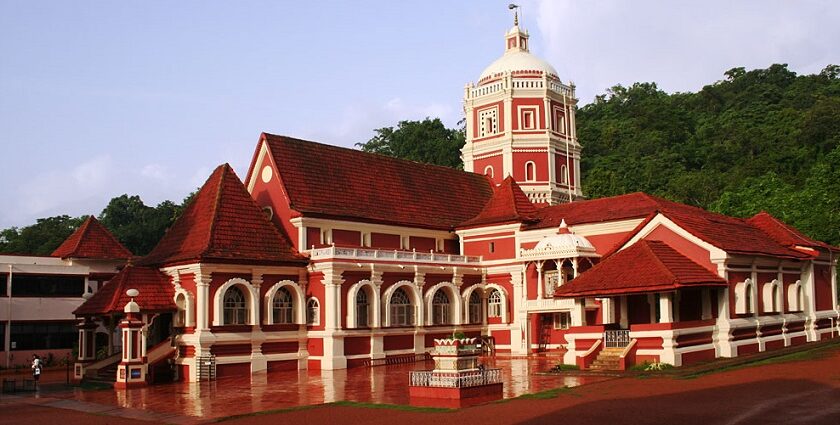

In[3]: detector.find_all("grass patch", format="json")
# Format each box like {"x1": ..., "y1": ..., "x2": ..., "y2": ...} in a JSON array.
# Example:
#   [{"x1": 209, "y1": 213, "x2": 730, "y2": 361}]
[
  {"x1": 514, "y1": 386, "x2": 576, "y2": 400},
  {"x1": 331, "y1": 400, "x2": 452, "y2": 413},
  {"x1": 549, "y1": 363, "x2": 579, "y2": 372}
]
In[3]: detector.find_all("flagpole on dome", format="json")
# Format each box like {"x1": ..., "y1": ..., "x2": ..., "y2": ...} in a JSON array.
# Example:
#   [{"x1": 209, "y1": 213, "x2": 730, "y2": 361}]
[{"x1": 509, "y1": 3, "x2": 520, "y2": 27}]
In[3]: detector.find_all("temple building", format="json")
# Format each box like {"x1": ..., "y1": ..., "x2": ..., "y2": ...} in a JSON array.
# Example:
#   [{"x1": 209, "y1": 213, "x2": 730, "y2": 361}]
[{"x1": 68, "y1": 17, "x2": 839, "y2": 384}]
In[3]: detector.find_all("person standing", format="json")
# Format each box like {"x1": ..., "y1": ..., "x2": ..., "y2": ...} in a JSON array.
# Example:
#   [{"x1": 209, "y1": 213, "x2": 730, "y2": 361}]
[{"x1": 31, "y1": 354, "x2": 41, "y2": 389}]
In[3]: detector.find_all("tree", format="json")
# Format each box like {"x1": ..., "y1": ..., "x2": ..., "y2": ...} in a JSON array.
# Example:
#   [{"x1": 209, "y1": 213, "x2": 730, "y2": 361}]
[
  {"x1": 355, "y1": 118, "x2": 465, "y2": 169},
  {"x1": 98, "y1": 195, "x2": 185, "y2": 255},
  {"x1": 0, "y1": 215, "x2": 87, "y2": 255}
]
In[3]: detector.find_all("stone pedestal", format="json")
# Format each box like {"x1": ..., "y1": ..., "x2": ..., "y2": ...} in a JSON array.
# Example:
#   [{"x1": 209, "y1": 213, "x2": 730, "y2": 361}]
[{"x1": 409, "y1": 337, "x2": 503, "y2": 408}]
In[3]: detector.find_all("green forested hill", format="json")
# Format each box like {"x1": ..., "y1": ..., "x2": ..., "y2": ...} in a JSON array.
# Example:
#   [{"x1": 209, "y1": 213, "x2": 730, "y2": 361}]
[{"x1": 578, "y1": 64, "x2": 840, "y2": 244}]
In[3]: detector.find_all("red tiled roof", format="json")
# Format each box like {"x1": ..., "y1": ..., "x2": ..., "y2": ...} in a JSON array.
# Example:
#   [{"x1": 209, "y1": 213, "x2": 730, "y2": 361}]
[
  {"x1": 555, "y1": 240, "x2": 727, "y2": 297},
  {"x1": 52, "y1": 216, "x2": 132, "y2": 260},
  {"x1": 747, "y1": 212, "x2": 837, "y2": 252},
  {"x1": 458, "y1": 177, "x2": 538, "y2": 228},
  {"x1": 139, "y1": 164, "x2": 306, "y2": 267},
  {"x1": 530, "y1": 192, "x2": 810, "y2": 259},
  {"x1": 74, "y1": 265, "x2": 175, "y2": 316},
  {"x1": 258, "y1": 133, "x2": 495, "y2": 230}
]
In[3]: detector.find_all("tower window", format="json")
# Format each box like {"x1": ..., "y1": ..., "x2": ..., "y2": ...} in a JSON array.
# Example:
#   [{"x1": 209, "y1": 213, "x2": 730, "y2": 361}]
[
  {"x1": 554, "y1": 108, "x2": 566, "y2": 134},
  {"x1": 484, "y1": 165, "x2": 494, "y2": 178},
  {"x1": 560, "y1": 164, "x2": 568, "y2": 185},
  {"x1": 478, "y1": 108, "x2": 498, "y2": 138},
  {"x1": 525, "y1": 161, "x2": 536, "y2": 181},
  {"x1": 520, "y1": 107, "x2": 537, "y2": 130}
]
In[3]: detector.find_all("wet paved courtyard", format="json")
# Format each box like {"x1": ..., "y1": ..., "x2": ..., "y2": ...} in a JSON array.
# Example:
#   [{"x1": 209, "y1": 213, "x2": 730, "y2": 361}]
[{"x1": 52, "y1": 357, "x2": 610, "y2": 419}]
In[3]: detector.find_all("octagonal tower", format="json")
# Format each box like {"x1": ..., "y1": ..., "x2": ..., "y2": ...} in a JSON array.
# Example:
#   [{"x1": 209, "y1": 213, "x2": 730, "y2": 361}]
[{"x1": 462, "y1": 17, "x2": 582, "y2": 205}]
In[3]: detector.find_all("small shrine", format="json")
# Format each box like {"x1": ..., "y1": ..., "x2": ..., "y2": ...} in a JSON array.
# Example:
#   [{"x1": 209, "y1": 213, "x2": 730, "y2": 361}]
[{"x1": 409, "y1": 336, "x2": 503, "y2": 408}]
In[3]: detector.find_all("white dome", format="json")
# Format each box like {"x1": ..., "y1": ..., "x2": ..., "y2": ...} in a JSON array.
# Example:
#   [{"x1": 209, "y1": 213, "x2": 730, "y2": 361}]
[
  {"x1": 479, "y1": 51, "x2": 559, "y2": 82},
  {"x1": 534, "y1": 231, "x2": 595, "y2": 251}
]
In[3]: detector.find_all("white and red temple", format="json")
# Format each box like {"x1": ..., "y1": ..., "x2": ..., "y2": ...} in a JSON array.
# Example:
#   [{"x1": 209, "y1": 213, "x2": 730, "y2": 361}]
[{"x1": 68, "y1": 18, "x2": 839, "y2": 385}]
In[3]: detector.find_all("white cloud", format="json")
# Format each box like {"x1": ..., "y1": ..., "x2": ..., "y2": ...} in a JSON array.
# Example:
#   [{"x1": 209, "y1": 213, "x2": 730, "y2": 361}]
[{"x1": 140, "y1": 163, "x2": 169, "y2": 181}]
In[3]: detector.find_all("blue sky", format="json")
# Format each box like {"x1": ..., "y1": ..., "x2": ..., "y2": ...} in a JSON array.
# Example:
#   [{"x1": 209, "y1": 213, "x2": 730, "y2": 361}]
[{"x1": 1, "y1": 0, "x2": 838, "y2": 228}]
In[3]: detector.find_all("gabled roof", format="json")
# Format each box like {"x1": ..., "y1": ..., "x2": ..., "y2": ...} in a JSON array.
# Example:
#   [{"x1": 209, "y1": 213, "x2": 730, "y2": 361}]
[
  {"x1": 458, "y1": 177, "x2": 538, "y2": 228},
  {"x1": 52, "y1": 216, "x2": 132, "y2": 260},
  {"x1": 747, "y1": 212, "x2": 838, "y2": 253},
  {"x1": 74, "y1": 265, "x2": 175, "y2": 316},
  {"x1": 554, "y1": 240, "x2": 727, "y2": 297},
  {"x1": 255, "y1": 133, "x2": 495, "y2": 230},
  {"x1": 530, "y1": 192, "x2": 811, "y2": 259},
  {"x1": 139, "y1": 164, "x2": 306, "y2": 267}
]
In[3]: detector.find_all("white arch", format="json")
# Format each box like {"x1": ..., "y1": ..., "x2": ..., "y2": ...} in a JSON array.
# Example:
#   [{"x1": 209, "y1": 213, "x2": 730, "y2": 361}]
[
  {"x1": 484, "y1": 283, "x2": 510, "y2": 324},
  {"x1": 484, "y1": 165, "x2": 494, "y2": 178},
  {"x1": 787, "y1": 280, "x2": 804, "y2": 312},
  {"x1": 264, "y1": 280, "x2": 305, "y2": 325},
  {"x1": 761, "y1": 279, "x2": 782, "y2": 313},
  {"x1": 424, "y1": 281, "x2": 462, "y2": 326},
  {"x1": 734, "y1": 278, "x2": 755, "y2": 315},
  {"x1": 172, "y1": 288, "x2": 195, "y2": 327},
  {"x1": 213, "y1": 278, "x2": 258, "y2": 326},
  {"x1": 347, "y1": 279, "x2": 381, "y2": 328},
  {"x1": 382, "y1": 280, "x2": 421, "y2": 327},
  {"x1": 525, "y1": 161, "x2": 536, "y2": 181},
  {"x1": 461, "y1": 283, "x2": 485, "y2": 324}
]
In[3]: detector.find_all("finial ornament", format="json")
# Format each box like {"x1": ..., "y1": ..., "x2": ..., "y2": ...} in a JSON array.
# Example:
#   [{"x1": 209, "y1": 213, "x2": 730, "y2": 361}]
[{"x1": 508, "y1": 3, "x2": 519, "y2": 26}]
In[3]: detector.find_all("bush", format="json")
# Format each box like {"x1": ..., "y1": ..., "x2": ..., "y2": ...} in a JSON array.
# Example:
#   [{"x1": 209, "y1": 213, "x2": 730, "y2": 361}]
[
  {"x1": 631, "y1": 361, "x2": 674, "y2": 371},
  {"x1": 550, "y1": 363, "x2": 579, "y2": 372}
]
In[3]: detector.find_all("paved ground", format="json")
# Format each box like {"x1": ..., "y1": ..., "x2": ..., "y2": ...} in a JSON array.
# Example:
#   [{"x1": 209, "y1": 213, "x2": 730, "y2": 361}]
[{"x1": 2, "y1": 344, "x2": 839, "y2": 424}]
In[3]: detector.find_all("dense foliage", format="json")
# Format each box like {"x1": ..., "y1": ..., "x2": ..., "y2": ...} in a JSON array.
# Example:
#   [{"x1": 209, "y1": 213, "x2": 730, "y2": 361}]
[
  {"x1": 0, "y1": 192, "x2": 194, "y2": 256},
  {"x1": 356, "y1": 118, "x2": 466, "y2": 169},
  {"x1": 578, "y1": 64, "x2": 840, "y2": 244}
]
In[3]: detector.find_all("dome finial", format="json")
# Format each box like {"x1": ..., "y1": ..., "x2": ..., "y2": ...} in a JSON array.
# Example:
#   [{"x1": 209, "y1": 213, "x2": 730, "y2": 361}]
[
  {"x1": 509, "y1": 3, "x2": 519, "y2": 26},
  {"x1": 558, "y1": 219, "x2": 571, "y2": 234}
]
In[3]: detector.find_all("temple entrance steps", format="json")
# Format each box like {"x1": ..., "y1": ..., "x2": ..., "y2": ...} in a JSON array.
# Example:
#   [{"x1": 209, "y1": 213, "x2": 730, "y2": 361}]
[{"x1": 588, "y1": 347, "x2": 625, "y2": 371}]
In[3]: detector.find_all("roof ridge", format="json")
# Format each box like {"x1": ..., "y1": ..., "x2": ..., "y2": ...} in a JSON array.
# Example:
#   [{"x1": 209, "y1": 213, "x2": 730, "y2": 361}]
[
  {"x1": 204, "y1": 164, "x2": 229, "y2": 258},
  {"x1": 642, "y1": 241, "x2": 682, "y2": 285},
  {"x1": 263, "y1": 133, "x2": 483, "y2": 178}
]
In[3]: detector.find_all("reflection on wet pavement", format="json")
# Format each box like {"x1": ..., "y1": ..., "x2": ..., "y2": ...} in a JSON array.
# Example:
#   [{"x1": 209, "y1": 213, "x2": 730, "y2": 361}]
[{"x1": 57, "y1": 357, "x2": 609, "y2": 419}]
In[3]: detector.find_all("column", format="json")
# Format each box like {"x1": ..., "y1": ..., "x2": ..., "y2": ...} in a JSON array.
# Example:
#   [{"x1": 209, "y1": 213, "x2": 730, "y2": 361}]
[
  {"x1": 321, "y1": 269, "x2": 346, "y2": 370},
  {"x1": 369, "y1": 269, "x2": 385, "y2": 361},
  {"x1": 536, "y1": 262, "x2": 544, "y2": 299},
  {"x1": 413, "y1": 272, "x2": 426, "y2": 355},
  {"x1": 571, "y1": 298, "x2": 587, "y2": 326},
  {"x1": 250, "y1": 274, "x2": 267, "y2": 374},
  {"x1": 510, "y1": 267, "x2": 528, "y2": 355},
  {"x1": 701, "y1": 289, "x2": 712, "y2": 320},
  {"x1": 659, "y1": 293, "x2": 674, "y2": 323}
]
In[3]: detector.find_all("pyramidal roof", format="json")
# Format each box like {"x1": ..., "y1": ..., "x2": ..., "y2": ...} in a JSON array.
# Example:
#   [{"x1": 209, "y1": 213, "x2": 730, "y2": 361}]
[
  {"x1": 458, "y1": 177, "x2": 538, "y2": 228},
  {"x1": 52, "y1": 216, "x2": 132, "y2": 260},
  {"x1": 139, "y1": 163, "x2": 306, "y2": 267},
  {"x1": 555, "y1": 240, "x2": 727, "y2": 297},
  {"x1": 74, "y1": 265, "x2": 175, "y2": 316}
]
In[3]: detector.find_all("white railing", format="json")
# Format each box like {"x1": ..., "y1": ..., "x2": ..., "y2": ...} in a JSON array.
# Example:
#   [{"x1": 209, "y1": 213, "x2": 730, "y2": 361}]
[
  {"x1": 604, "y1": 330, "x2": 630, "y2": 348},
  {"x1": 409, "y1": 368, "x2": 502, "y2": 388},
  {"x1": 512, "y1": 79, "x2": 544, "y2": 89},
  {"x1": 548, "y1": 81, "x2": 575, "y2": 97},
  {"x1": 470, "y1": 82, "x2": 504, "y2": 98},
  {"x1": 309, "y1": 246, "x2": 482, "y2": 265}
]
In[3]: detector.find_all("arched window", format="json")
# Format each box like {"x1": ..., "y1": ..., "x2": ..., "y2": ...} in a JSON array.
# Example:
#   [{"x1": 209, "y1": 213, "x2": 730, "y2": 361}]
[
  {"x1": 787, "y1": 281, "x2": 804, "y2": 312},
  {"x1": 735, "y1": 279, "x2": 755, "y2": 315},
  {"x1": 223, "y1": 286, "x2": 248, "y2": 325},
  {"x1": 390, "y1": 288, "x2": 413, "y2": 326},
  {"x1": 468, "y1": 291, "x2": 482, "y2": 324},
  {"x1": 356, "y1": 288, "x2": 370, "y2": 328},
  {"x1": 560, "y1": 164, "x2": 568, "y2": 185},
  {"x1": 745, "y1": 283, "x2": 754, "y2": 314},
  {"x1": 488, "y1": 289, "x2": 502, "y2": 318},
  {"x1": 484, "y1": 166, "x2": 494, "y2": 178},
  {"x1": 306, "y1": 298, "x2": 320, "y2": 326},
  {"x1": 525, "y1": 161, "x2": 536, "y2": 181},
  {"x1": 175, "y1": 293, "x2": 186, "y2": 327},
  {"x1": 272, "y1": 287, "x2": 294, "y2": 324},
  {"x1": 432, "y1": 290, "x2": 451, "y2": 325}
]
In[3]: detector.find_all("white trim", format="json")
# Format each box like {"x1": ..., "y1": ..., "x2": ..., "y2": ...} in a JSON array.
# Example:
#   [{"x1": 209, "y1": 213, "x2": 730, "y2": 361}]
[
  {"x1": 425, "y1": 281, "x2": 462, "y2": 325},
  {"x1": 621, "y1": 214, "x2": 728, "y2": 264},
  {"x1": 382, "y1": 280, "x2": 421, "y2": 327},
  {"x1": 264, "y1": 280, "x2": 305, "y2": 325},
  {"x1": 173, "y1": 289, "x2": 194, "y2": 328},
  {"x1": 461, "y1": 283, "x2": 485, "y2": 324},
  {"x1": 346, "y1": 280, "x2": 380, "y2": 328},
  {"x1": 213, "y1": 278, "x2": 258, "y2": 326}
]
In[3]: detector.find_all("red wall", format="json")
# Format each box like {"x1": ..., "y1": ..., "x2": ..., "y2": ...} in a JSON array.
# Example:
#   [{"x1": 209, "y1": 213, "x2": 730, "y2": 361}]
[
  {"x1": 464, "y1": 236, "x2": 516, "y2": 261},
  {"x1": 305, "y1": 227, "x2": 322, "y2": 249},
  {"x1": 814, "y1": 265, "x2": 833, "y2": 311},
  {"x1": 554, "y1": 153, "x2": 575, "y2": 188},
  {"x1": 410, "y1": 236, "x2": 436, "y2": 252},
  {"x1": 371, "y1": 232, "x2": 401, "y2": 249},
  {"x1": 511, "y1": 98, "x2": 545, "y2": 130},
  {"x1": 474, "y1": 154, "x2": 504, "y2": 184},
  {"x1": 513, "y1": 152, "x2": 548, "y2": 182},
  {"x1": 250, "y1": 150, "x2": 299, "y2": 250},
  {"x1": 586, "y1": 232, "x2": 632, "y2": 255},
  {"x1": 333, "y1": 229, "x2": 361, "y2": 247}
]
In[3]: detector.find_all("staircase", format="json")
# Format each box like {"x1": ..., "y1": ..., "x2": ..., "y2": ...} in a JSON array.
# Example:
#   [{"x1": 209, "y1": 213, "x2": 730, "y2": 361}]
[
  {"x1": 588, "y1": 347, "x2": 624, "y2": 371},
  {"x1": 85, "y1": 360, "x2": 119, "y2": 384}
]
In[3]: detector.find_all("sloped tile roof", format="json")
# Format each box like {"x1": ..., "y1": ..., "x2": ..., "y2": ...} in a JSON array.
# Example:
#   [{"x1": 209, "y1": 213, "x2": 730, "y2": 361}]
[
  {"x1": 74, "y1": 265, "x2": 175, "y2": 316},
  {"x1": 138, "y1": 164, "x2": 306, "y2": 267},
  {"x1": 52, "y1": 216, "x2": 132, "y2": 260},
  {"x1": 458, "y1": 177, "x2": 538, "y2": 228},
  {"x1": 554, "y1": 240, "x2": 727, "y2": 297},
  {"x1": 747, "y1": 212, "x2": 837, "y2": 252},
  {"x1": 530, "y1": 192, "x2": 810, "y2": 259},
  {"x1": 260, "y1": 133, "x2": 495, "y2": 230}
]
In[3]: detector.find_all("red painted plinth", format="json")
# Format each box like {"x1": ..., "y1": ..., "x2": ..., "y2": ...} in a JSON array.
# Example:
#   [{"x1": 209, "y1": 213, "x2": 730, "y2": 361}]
[
  {"x1": 409, "y1": 383, "x2": 503, "y2": 408},
  {"x1": 113, "y1": 380, "x2": 147, "y2": 389}
]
